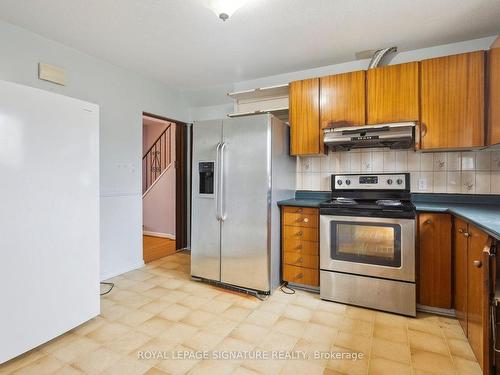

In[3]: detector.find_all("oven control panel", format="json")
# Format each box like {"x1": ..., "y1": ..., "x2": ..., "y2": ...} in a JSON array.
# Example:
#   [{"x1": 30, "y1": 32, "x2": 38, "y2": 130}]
[{"x1": 333, "y1": 174, "x2": 408, "y2": 190}]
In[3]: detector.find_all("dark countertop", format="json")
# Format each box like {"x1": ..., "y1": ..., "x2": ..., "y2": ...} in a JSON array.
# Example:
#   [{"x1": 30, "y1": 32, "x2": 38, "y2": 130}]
[
  {"x1": 277, "y1": 191, "x2": 330, "y2": 208},
  {"x1": 278, "y1": 192, "x2": 500, "y2": 239}
]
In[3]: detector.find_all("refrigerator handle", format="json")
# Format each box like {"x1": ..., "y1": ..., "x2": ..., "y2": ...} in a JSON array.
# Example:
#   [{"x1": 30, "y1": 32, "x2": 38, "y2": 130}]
[
  {"x1": 215, "y1": 142, "x2": 222, "y2": 221},
  {"x1": 220, "y1": 142, "x2": 227, "y2": 221}
]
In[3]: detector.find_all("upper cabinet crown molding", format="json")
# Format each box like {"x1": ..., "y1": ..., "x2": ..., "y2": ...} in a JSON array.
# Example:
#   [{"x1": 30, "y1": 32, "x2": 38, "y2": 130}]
[
  {"x1": 289, "y1": 78, "x2": 321, "y2": 155},
  {"x1": 320, "y1": 71, "x2": 366, "y2": 129},
  {"x1": 420, "y1": 51, "x2": 485, "y2": 150},
  {"x1": 367, "y1": 62, "x2": 419, "y2": 124}
]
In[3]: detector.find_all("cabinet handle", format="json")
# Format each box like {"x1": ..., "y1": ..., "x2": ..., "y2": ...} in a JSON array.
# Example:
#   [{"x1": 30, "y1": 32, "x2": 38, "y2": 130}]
[
  {"x1": 421, "y1": 123, "x2": 427, "y2": 138},
  {"x1": 425, "y1": 220, "x2": 432, "y2": 225},
  {"x1": 473, "y1": 260, "x2": 482, "y2": 268},
  {"x1": 297, "y1": 244, "x2": 303, "y2": 251},
  {"x1": 458, "y1": 228, "x2": 464, "y2": 233},
  {"x1": 303, "y1": 217, "x2": 309, "y2": 223},
  {"x1": 297, "y1": 257, "x2": 304, "y2": 263},
  {"x1": 296, "y1": 208, "x2": 303, "y2": 213},
  {"x1": 296, "y1": 231, "x2": 303, "y2": 237},
  {"x1": 296, "y1": 273, "x2": 303, "y2": 279},
  {"x1": 464, "y1": 232, "x2": 471, "y2": 238}
]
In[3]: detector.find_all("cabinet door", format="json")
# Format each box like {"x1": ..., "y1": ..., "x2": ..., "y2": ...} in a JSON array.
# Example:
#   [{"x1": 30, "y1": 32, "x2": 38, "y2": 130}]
[
  {"x1": 454, "y1": 218, "x2": 469, "y2": 334},
  {"x1": 467, "y1": 224, "x2": 490, "y2": 371},
  {"x1": 488, "y1": 44, "x2": 500, "y2": 145},
  {"x1": 367, "y1": 62, "x2": 419, "y2": 124},
  {"x1": 320, "y1": 71, "x2": 366, "y2": 129},
  {"x1": 417, "y1": 213, "x2": 452, "y2": 308},
  {"x1": 420, "y1": 51, "x2": 485, "y2": 149},
  {"x1": 289, "y1": 78, "x2": 321, "y2": 155}
]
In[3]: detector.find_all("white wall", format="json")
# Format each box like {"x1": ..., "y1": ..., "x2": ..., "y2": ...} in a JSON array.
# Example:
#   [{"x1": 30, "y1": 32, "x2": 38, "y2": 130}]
[
  {"x1": 183, "y1": 36, "x2": 497, "y2": 120},
  {"x1": 0, "y1": 20, "x2": 189, "y2": 279}
]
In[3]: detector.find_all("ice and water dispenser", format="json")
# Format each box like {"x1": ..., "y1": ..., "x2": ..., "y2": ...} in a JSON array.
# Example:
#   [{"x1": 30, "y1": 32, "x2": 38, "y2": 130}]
[{"x1": 198, "y1": 162, "x2": 214, "y2": 195}]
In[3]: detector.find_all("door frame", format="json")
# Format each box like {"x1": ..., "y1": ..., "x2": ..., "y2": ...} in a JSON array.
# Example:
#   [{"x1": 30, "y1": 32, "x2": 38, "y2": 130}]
[{"x1": 142, "y1": 112, "x2": 190, "y2": 251}]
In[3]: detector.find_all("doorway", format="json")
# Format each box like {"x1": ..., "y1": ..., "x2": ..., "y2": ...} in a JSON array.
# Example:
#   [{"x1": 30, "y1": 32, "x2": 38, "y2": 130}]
[{"x1": 142, "y1": 112, "x2": 189, "y2": 262}]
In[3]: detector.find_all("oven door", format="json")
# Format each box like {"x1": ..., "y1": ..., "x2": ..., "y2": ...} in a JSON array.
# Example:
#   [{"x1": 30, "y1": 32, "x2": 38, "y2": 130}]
[{"x1": 320, "y1": 215, "x2": 415, "y2": 282}]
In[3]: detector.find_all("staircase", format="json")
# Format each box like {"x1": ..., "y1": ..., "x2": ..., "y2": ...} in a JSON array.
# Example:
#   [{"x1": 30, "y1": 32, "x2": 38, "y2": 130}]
[{"x1": 142, "y1": 124, "x2": 173, "y2": 196}]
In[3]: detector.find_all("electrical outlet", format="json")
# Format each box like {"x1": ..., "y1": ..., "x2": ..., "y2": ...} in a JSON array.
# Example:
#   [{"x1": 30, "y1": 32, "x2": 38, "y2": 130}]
[{"x1": 418, "y1": 177, "x2": 428, "y2": 191}]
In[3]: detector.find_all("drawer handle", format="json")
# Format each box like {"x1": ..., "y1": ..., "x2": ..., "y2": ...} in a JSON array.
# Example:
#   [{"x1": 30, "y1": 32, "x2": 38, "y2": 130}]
[
  {"x1": 297, "y1": 257, "x2": 304, "y2": 264},
  {"x1": 303, "y1": 217, "x2": 309, "y2": 223},
  {"x1": 296, "y1": 244, "x2": 303, "y2": 251},
  {"x1": 473, "y1": 260, "x2": 482, "y2": 268},
  {"x1": 458, "y1": 228, "x2": 464, "y2": 233},
  {"x1": 296, "y1": 273, "x2": 303, "y2": 279},
  {"x1": 296, "y1": 231, "x2": 303, "y2": 237},
  {"x1": 425, "y1": 220, "x2": 432, "y2": 225},
  {"x1": 296, "y1": 208, "x2": 303, "y2": 213}
]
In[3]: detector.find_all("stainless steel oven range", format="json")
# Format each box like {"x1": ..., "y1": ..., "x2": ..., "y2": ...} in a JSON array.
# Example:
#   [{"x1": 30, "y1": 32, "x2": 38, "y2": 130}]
[{"x1": 319, "y1": 173, "x2": 416, "y2": 316}]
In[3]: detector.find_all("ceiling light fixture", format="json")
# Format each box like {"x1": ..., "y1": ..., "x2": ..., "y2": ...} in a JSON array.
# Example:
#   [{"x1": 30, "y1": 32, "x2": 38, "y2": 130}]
[{"x1": 204, "y1": 0, "x2": 251, "y2": 21}]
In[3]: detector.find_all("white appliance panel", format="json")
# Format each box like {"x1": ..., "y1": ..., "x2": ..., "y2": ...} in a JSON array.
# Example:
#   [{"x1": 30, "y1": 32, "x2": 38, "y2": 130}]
[{"x1": 0, "y1": 80, "x2": 100, "y2": 363}]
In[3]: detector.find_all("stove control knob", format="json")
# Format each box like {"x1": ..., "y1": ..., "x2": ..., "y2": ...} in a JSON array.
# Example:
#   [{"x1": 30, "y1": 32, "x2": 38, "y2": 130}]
[
  {"x1": 387, "y1": 179, "x2": 393, "y2": 185},
  {"x1": 345, "y1": 179, "x2": 351, "y2": 185},
  {"x1": 397, "y1": 178, "x2": 403, "y2": 185},
  {"x1": 337, "y1": 179, "x2": 342, "y2": 186}
]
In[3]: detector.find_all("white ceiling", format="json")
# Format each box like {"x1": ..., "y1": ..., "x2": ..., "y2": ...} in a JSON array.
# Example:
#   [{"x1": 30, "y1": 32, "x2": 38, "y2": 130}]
[{"x1": 0, "y1": 0, "x2": 499, "y2": 89}]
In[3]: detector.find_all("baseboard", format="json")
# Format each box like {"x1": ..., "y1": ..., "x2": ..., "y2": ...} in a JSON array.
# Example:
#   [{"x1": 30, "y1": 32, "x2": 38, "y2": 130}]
[
  {"x1": 100, "y1": 260, "x2": 145, "y2": 281},
  {"x1": 417, "y1": 304, "x2": 456, "y2": 317},
  {"x1": 143, "y1": 231, "x2": 176, "y2": 240}
]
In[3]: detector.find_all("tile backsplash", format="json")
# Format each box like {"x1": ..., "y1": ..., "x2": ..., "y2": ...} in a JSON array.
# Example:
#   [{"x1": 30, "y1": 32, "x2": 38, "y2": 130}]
[{"x1": 296, "y1": 149, "x2": 500, "y2": 194}]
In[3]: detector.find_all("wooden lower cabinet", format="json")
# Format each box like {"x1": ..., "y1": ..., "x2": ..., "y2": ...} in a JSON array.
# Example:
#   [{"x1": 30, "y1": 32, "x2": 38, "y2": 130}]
[
  {"x1": 454, "y1": 218, "x2": 469, "y2": 333},
  {"x1": 466, "y1": 224, "x2": 491, "y2": 371},
  {"x1": 453, "y1": 218, "x2": 493, "y2": 373},
  {"x1": 281, "y1": 206, "x2": 319, "y2": 287},
  {"x1": 417, "y1": 213, "x2": 452, "y2": 308},
  {"x1": 418, "y1": 213, "x2": 495, "y2": 372}
]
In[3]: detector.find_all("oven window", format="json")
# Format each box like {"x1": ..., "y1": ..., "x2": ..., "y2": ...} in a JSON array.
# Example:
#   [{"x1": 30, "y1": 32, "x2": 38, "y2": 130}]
[{"x1": 330, "y1": 221, "x2": 401, "y2": 267}]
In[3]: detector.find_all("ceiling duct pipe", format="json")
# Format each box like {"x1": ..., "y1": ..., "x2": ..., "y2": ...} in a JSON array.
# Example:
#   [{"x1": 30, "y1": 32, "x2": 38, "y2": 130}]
[{"x1": 368, "y1": 46, "x2": 398, "y2": 69}]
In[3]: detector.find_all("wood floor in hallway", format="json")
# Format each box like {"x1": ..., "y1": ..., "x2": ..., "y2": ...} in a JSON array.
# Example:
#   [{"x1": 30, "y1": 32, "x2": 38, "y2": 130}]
[{"x1": 143, "y1": 235, "x2": 176, "y2": 263}]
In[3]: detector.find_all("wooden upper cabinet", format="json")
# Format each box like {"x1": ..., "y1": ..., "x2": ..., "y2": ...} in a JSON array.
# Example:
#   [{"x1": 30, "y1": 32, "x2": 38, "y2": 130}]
[
  {"x1": 320, "y1": 71, "x2": 366, "y2": 129},
  {"x1": 488, "y1": 38, "x2": 500, "y2": 145},
  {"x1": 367, "y1": 62, "x2": 419, "y2": 124},
  {"x1": 289, "y1": 78, "x2": 321, "y2": 155},
  {"x1": 420, "y1": 51, "x2": 485, "y2": 150},
  {"x1": 417, "y1": 213, "x2": 452, "y2": 309}
]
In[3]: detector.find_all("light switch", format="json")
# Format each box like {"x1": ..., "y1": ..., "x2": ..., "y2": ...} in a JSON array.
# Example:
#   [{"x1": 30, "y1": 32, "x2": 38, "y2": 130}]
[{"x1": 38, "y1": 63, "x2": 66, "y2": 86}]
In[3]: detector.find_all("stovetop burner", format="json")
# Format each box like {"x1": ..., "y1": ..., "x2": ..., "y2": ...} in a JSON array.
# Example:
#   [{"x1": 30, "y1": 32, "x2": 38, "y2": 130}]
[
  {"x1": 376, "y1": 199, "x2": 403, "y2": 207},
  {"x1": 332, "y1": 197, "x2": 357, "y2": 205}
]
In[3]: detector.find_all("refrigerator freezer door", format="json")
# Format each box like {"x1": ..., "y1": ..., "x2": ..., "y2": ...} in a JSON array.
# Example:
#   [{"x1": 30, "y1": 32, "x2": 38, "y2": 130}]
[
  {"x1": 220, "y1": 115, "x2": 272, "y2": 292},
  {"x1": 191, "y1": 120, "x2": 223, "y2": 282}
]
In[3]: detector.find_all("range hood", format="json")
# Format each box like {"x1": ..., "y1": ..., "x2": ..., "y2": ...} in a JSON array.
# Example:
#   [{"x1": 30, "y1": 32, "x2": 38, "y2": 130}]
[{"x1": 324, "y1": 122, "x2": 416, "y2": 151}]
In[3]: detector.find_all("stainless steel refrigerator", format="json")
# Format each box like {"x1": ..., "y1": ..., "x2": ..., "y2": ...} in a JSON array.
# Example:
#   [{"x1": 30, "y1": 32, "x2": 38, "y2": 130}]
[{"x1": 191, "y1": 114, "x2": 295, "y2": 294}]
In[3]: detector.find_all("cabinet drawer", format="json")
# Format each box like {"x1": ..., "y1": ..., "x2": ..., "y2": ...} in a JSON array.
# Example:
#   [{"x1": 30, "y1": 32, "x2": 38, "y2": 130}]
[
  {"x1": 283, "y1": 238, "x2": 318, "y2": 256},
  {"x1": 283, "y1": 226, "x2": 318, "y2": 242},
  {"x1": 283, "y1": 206, "x2": 318, "y2": 215},
  {"x1": 283, "y1": 253, "x2": 319, "y2": 269},
  {"x1": 283, "y1": 264, "x2": 319, "y2": 287},
  {"x1": 283, "y1": 212, "x2": 318, "y2": 228}
]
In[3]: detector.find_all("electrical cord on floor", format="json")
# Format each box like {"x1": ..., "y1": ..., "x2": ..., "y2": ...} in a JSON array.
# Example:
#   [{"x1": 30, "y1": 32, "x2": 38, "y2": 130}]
[
  {"x1": 100, "y1": 282, "x2": 115, "y2": 296},
  {"x1": 280, "y1": 281, "x2": 295, "y2": 295}
]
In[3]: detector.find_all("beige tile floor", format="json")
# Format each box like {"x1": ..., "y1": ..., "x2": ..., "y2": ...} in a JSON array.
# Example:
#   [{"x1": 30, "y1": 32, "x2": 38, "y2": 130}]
[{"x1": 0, "y1": 252, "x2": 482, "y2": 375}]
